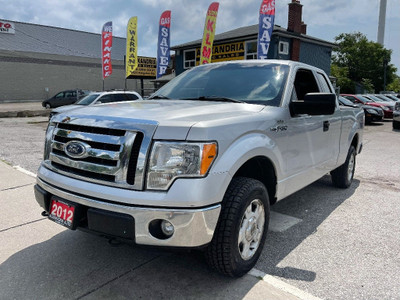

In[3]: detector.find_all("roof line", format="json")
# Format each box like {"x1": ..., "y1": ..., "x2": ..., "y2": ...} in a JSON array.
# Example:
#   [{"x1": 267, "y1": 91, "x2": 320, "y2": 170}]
[{"x1": 0, "y1": 18, "x2": 126, "y2": 40}]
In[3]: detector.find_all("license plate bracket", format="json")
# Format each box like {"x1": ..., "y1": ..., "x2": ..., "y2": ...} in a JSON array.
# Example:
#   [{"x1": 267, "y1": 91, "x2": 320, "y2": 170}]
[{"x1": 48, "y1": 198, "x2": 77, "y2": 229}]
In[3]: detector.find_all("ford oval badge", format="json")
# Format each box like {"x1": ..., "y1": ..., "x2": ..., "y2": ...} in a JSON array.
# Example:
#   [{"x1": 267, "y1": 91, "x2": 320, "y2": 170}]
[{"x1": 64, "y1": 141, "x2": 88, "y2": 158}]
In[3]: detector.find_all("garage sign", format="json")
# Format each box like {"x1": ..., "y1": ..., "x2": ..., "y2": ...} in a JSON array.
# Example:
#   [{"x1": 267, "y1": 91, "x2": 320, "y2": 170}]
[{"x1": 0, "y1": 21, "x2": 15, "y2": 34}]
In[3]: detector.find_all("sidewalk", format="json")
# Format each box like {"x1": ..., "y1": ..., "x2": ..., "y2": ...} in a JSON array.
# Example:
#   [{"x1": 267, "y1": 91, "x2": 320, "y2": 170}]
[
  {"x1": 0, "y1": 161, "x2": 320, "y2": 300},
  {"x1": 0, "y1": 101, "x2": 49, "y2": 117}
]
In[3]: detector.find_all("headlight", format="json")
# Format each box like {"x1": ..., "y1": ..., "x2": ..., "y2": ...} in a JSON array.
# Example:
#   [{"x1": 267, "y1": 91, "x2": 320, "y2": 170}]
[
  {"x1": 382, "y1": 106, "x2": 389, "y2": 111},
  {"x1": 366, "y1": 108, "x2": 378, "y2": 114},
  {"x1": 147, "y1": 141, "x2": 217, "y2": 190},
  {"x1": 44, "y1": 122, "x2": 56, "y2": 160}
]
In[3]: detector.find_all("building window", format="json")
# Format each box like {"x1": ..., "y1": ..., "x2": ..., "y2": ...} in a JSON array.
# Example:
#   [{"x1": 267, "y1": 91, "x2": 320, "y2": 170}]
[
  {"x1": 278, "y1": 41, "x2": 289, "y2": 55},
  {"x1": 184, "y1": 49, "x2": 196, "y2": 69},
  {"x1": 245, "y1": 40, "x2": 257, "y2": 60}
]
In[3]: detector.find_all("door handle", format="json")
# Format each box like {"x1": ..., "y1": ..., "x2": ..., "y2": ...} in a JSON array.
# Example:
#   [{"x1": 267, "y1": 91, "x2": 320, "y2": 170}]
[{"x1": 323, "y1": 121, "x2": 330, "y2": 132}]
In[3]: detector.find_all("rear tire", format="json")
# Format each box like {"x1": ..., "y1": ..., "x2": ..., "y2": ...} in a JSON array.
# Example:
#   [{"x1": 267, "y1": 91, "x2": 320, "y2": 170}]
[
  {"x1": 393, "y1": 120, "x2": 400, "y2": 130},
  {"x1": 331, "y1": 145, "x2": 356, "y2": 188},
  {"x1": 205, "y1": 177, "x2": 270, "y2": 277}
]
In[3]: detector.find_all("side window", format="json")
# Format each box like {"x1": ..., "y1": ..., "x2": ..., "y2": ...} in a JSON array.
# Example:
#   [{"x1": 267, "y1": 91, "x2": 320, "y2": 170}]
[
  {"x1": 316, "y1": 72, "x2": 333, "y2": 93},
  {"x1": 97, "y1": 95, "x2": 112, "y2": 103},
  {"x1": 293, "y1": 69, "x2": 320, "y2": 100},
  {"x1": 126, "y1": 94, "x2": 138, "y2": 100},
  {"x1": 71, "y1": 91, "x2": 77, "y2": 98},
  {"x1": 55, "y1": 92, "x2": 64, "y2": 98},
  {"x1": 111, "y1": 94, "x2": 128, "y2": 102}
]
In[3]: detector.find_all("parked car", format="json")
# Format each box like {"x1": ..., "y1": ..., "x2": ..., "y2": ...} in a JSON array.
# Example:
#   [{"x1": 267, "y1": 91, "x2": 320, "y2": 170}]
[
  {"x1": 393, "y1": 102, "x2": 400, "y2": 129},
  {"x1": 341, "y1": 94, "x2": 393, "y2": 118},
  {"x1": 338, "y1": 96, "x2": 383, "y2": 124},
  {"x1": 383, "y1": 94, "x2": 400, "y2": 102},
  {"x1": 372, "y1": 94, "x2": 397, "y2": 105},
  {"x1": 362, "y1": 95, "x2": 394, "y2": 118},
  {"x1": 49, "y1": 90, "x2": 142, "y2": 119},
  {"x1": 42, "y1": 89, "x2": 91, "y2": 109}
]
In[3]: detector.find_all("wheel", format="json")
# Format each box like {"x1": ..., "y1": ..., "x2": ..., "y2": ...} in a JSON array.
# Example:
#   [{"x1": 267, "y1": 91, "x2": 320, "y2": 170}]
[
  {"x1": 331, "y1": 145, "x2": 356, "y2": 188},
  {"x1": 393, "y1": 120, "x2": 400, "y2": 130},
  {"x1": 205, "y1": 177, "x2": 270, "y2": 277},
  {"x1": 45, "y1": 103, "x2": 51, "y2": 109}
]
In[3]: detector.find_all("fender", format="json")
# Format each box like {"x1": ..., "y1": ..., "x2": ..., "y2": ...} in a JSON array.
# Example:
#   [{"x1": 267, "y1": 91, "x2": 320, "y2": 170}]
[{"x1": 211, "y1": 131, "x2": 283, "y2": 196}]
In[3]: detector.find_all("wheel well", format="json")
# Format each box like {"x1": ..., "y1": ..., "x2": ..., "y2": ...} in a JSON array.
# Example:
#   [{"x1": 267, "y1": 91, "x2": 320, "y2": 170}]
[
  {"x1": 233, "y1": 156, "x2": 277, "y2": 205},
  {"x1": 351, "y1": 134, "x2": 358, "y2": 150}
]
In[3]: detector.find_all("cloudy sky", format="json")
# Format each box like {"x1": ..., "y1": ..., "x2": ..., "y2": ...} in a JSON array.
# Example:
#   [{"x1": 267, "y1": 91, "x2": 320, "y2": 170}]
[{"x1": 1, "y1": 0, "x2": 399, "y2": 73}]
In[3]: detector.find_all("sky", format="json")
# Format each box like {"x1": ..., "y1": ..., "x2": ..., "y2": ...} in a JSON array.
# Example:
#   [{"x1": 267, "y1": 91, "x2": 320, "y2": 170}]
[{"x1": 1, "y1": 0, "x2": 399, "y2": 74}]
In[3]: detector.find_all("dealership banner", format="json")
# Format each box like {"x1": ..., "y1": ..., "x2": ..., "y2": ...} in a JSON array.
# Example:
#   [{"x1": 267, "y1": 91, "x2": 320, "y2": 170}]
[
  {"x1": 126, "y1": 17, "x2": 138, "y2": 78},
  {"x1": 156, "y1": 10, "x2": 171, "y2": 78},
  {"x1": 257, "y1": 0, "x2": 275, "y2": 59},
  {"x1": 101, "y1": 21, "x2": 113, "y2": 79},
  {"x1": 0, "y1": 20, "x2": 15, "y2": 34},
  {"x1": 200, "y1": 2, "x2": 219, "y2": 65}
]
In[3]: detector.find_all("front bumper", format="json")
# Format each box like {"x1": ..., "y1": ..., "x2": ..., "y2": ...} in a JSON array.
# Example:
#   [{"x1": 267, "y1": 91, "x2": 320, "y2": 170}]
[{"x1": 35, "y1": 178, "x2": 221, "y2": 247}]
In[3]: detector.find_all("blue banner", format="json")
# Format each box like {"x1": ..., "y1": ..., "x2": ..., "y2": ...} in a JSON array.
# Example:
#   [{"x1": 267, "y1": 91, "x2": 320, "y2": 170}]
[
  {"x1": 257, "y1": 0, "x2": 275, "y2": 59},
  {"x1": 157, "y1": 10, "x2": 171, "y2": 78}
]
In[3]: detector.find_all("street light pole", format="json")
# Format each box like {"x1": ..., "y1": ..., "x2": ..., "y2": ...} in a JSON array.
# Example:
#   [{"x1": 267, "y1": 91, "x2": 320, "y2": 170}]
[{"x1": 377, "y1": 0, "x2": 387, "y2": 45}]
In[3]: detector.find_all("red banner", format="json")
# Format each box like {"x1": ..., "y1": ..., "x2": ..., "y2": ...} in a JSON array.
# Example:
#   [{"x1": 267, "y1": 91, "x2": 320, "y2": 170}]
[{"x1": 102, "y1": 21, "x2": 113, "y2": 79}]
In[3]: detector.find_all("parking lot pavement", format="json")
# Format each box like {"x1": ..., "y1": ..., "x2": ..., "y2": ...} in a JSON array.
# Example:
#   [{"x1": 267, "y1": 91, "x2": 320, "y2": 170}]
[
  {"x1": 1, "y1": 117, "x2": 399, "y2": 299},
  {"x1": 0, "y1": 162, "x2": 312, "y2": 300}
]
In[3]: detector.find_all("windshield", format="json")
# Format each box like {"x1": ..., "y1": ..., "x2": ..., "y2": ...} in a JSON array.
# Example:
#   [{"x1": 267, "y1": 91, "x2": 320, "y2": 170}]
[
  {"x1": 355, "y1": 95, "x2": 371, "y2": 103},
  {"x1": 76, "y1": 93, "x2": 100, "y2": 105},
  {"x1": 339, "y1": 96, "x2": 355, "y2": 106},
  {"x1": 149, "y1": 63, "x2": 289, "y2": 106}
]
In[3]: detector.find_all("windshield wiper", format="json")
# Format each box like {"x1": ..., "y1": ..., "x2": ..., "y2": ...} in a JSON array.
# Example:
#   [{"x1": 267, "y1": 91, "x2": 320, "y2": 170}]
[
  {"x1": 149, "y1": 94, "x2": 170, "y2": 100},
  {"x1": 184, "y1": 96, "x2": 244, "y2": 103}
]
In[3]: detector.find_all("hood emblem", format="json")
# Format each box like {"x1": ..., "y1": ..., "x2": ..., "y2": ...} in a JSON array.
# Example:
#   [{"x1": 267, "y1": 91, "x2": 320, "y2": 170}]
[{"x1": 64, "y1": 141, "x2": 89, "y2": 158}]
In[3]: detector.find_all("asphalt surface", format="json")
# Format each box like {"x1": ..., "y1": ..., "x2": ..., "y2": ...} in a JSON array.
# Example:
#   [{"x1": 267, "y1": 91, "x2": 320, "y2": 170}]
[{"x1": 0, "y1": 116, "x2": 399, "y2": 299}]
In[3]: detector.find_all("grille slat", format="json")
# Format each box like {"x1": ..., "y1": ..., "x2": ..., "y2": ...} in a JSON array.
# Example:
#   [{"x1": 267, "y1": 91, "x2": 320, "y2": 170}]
[{"x1": 54, "y1": 128, "x2": 125, "y2": 145}]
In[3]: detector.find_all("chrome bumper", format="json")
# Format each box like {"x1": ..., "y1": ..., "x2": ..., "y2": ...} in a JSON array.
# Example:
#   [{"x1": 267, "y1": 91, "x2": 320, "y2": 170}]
[{"x1": 36, "y1": 177, "x2": 221, "y2": 247}]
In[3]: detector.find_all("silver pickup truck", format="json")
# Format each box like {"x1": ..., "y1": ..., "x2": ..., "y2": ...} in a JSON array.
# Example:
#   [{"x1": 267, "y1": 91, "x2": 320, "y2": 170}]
[{"x1": 35, "y1": 60, "x2": 364, "y2": 277}]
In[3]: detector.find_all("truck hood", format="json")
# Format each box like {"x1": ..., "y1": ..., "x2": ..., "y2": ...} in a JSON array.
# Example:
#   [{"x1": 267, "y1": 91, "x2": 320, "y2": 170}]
[{"x1": 54, "y1": 100, "x2": 265, "y2": 140}]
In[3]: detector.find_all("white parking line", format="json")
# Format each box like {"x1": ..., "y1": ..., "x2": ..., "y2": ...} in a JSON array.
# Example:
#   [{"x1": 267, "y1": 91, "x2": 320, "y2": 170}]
[
  {"x1": 13, "y1": 165, "x2": 36, "y2": 178},
  {"x1": 269, "y1": 211, "x2": 302, "y2": 232},
  {"x1": 249, "y1": 269, "x2": 322, "y2": 300}
]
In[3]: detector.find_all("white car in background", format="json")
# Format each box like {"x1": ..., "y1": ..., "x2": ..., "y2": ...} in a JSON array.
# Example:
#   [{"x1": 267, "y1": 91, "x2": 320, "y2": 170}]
[{"x1": 49, "y1": 90, "x2": 142, "y2": 119}]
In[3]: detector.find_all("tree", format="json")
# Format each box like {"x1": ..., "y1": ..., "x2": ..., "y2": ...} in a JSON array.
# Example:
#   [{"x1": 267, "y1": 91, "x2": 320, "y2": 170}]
[
  {"x1": 387, "y1": 75, "x2": 400, "y2": 92},
  {"x1": 332, "y1": 32, "x2": 397, "y2": 93}
]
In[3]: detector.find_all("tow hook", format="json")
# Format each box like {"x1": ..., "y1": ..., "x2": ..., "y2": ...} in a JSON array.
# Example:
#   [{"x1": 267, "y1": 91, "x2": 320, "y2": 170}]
[{"x1": 41, "y1": 211, "x2": 49, "y2": 217}]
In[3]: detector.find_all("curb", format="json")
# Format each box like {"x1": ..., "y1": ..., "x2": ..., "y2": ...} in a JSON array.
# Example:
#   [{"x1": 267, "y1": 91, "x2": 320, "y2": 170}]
[{"x1": 0, "y1": 110, "x2": 50, "y2": 118}]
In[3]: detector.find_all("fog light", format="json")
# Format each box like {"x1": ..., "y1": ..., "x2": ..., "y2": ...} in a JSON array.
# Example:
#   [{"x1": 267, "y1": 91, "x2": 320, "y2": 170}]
[{"x1": 161, "y1": 220, "x2": 174, "y2": 236}]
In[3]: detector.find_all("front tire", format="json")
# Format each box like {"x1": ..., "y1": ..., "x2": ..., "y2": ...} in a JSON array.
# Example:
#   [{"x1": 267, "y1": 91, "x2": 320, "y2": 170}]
[
  {"x1": 331, "y1": 145, "x2": 356, "y2": 188},
  {"x1": 393, "y1": 120, "x2": 400, "y2": 130},
  {"x1": 205, "y1": 177, "x2": 270, "y2": 277}
]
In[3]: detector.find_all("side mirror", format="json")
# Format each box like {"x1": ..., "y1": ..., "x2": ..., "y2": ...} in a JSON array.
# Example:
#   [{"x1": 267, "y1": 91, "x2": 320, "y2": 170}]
[{"x1": 290, "y1": 93, "x2": 336, "y2": 116}]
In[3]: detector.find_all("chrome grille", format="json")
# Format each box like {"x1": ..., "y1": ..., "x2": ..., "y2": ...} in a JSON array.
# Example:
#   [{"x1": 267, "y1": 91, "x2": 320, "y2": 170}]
[{"x1": 47, "y1": 122, "x2": 144, "y2": 189}]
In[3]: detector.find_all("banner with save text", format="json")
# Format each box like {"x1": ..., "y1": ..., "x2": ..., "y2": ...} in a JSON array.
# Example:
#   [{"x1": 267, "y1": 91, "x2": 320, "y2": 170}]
[
  {"x1": 257, "y1": 0, "x2": 275, "y2": 59},
  {"x1": 101, "y1": 21, "x2": 113, "y2": 79},
  {"x1": 126, "y1": 17, "x2": 138, "y2": 78},
  {"x1": 156, "y1": 10, "x2": 171, "y2": 78},
  {"x1": 200, "y1": 2, "x2": 219, "y2": 65}
]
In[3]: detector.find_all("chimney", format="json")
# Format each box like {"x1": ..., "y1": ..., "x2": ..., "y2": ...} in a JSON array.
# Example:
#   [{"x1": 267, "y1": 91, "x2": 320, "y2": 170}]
[
  {"x1": 288, "y1": 0, "x2": 303, "y2": 33},
  {"x1": 301, "y1": 21, "x2": 307, "y2": 34}
]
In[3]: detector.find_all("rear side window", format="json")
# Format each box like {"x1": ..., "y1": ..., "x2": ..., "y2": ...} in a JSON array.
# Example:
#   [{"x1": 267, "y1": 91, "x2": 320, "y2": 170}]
[
  {"x1": 293, "y1": 69, "x2": 320, "y2": 100},
  {"x1": 126, "y1": 94, "x2": 139, "y2": 100},
  {"x1": 111, "y1": 94, "x2": 129, "y2": 102},
  {"x1": 316, "y1": 72, "x2": 332, "y2": 93}
]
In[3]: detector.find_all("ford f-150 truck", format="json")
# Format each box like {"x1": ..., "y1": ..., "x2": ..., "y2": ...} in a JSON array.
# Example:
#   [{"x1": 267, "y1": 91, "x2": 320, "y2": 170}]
[{"x1": 34, "y1": 60, "x2": 364, "y2": 277}]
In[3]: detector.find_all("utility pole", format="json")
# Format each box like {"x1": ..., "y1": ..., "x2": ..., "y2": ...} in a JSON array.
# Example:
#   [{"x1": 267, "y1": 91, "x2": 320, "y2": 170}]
[{"x1": 377, "y1": 0, "x2": 387, "y2": 45}]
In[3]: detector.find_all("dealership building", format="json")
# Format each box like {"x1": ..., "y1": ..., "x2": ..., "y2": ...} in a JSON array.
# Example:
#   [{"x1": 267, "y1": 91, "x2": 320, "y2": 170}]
[
  {"x1": 0, "y1": 20, "x2": 156, "y2": 102},
  {"x1": 172, "y1": 0, "x2": 336, "y2": 76}
]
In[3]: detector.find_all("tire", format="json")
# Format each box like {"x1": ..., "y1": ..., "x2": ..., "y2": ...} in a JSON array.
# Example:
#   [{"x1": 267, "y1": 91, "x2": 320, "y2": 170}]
[
  {"x1": 331, "y1": 145, "x2": 356, "y2": 188},
  {"x1": 44, "y1": 103, "x2": 51, "y2": 109},
  {"x1": 393, "y1": 121, "x2": 400, "y2": 130},
  {"x1": 205, "y1": 177, "x2": 270, "y2": 277}
]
